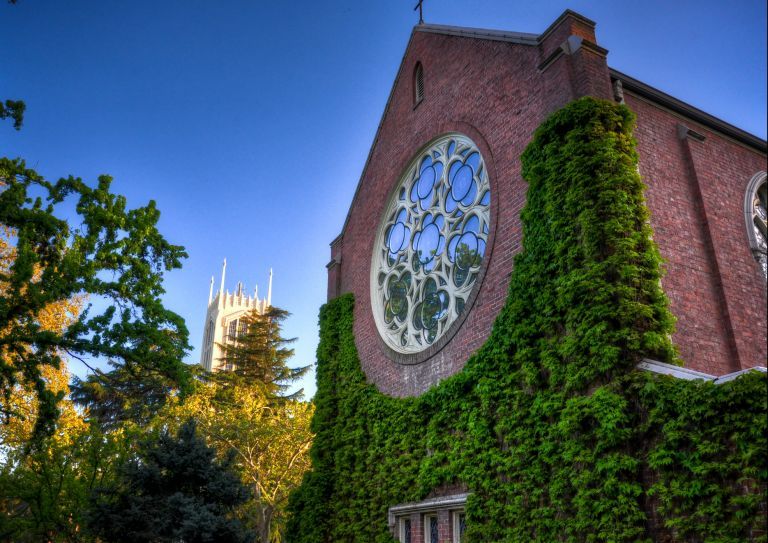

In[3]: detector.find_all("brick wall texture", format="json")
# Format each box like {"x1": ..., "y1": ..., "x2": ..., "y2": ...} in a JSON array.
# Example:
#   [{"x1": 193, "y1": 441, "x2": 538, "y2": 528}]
[{"x1": 327, "y1": 11, "x2": 767, "y2": 397}]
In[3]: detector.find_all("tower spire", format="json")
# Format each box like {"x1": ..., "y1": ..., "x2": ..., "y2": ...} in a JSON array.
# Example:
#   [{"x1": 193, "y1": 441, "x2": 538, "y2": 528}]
[
  {"x1": 219, "y1": 258, "x2": 227, "y2": 306},
  {"x1": 267, "y1": 268, "x2": 273, "y2": 307},
  {"x1": 208, "y1": 275, "x2": 215, "y2": 304}
]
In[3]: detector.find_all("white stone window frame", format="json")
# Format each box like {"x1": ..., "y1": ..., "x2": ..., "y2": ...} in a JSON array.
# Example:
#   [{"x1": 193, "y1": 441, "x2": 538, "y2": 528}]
[
  {"x1": 388, "y1": 493, "x2": 469, "y2": 542},
  {"x1": 424, "y1": 513, "x2": 439, "y2": 543},
  {"x1": 744, "y1": 171, "x2": 767, "y2": 278},
  {"x1": 397, "y1": 517, "x2": 412, "y2": 543},
  {"x1": 370, "y1": 133, "x2": 493, "y2": 361},
  {"x1": 227, "y1": 318, "x2": 239, "y2": 341},
  {"x1": 203, "y1": 319, "x2": 214, "y2": 370},
  {"x1": 451, "y1": 509, "x2": 466, "y2": 543}
]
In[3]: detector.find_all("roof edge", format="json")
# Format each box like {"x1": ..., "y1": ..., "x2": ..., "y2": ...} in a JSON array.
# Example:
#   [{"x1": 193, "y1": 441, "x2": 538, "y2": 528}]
[
  {"x1": 611, "y1": 68, "x2": 767, "y2": 153},
  {"x1": 415, "y1": 23, "x2": 538, "y2": 45}
]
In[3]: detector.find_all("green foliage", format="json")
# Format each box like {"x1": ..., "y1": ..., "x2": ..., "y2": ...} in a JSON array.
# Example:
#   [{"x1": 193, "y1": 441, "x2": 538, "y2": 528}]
[
  {"x1": 70, "y1": 360, "x2": 188, "y2": 431},
  {"x1": 218, "y1": 306, "x2": 309, "y2": 400},
  {"x1": 0, "y1": 100, "x2": 25, "y2": 131},
  {"x1": 286, "y1": 98, "x2": 767, "y2": 542},
  {"x1": 158, "y1": 376, "x2": 314, "y2": 543},
  {"x1": 88, "y1": 419, "x2": 254, "y2": 543},
  {"x1": 0, "y1": 421, "x2": 128, "y2": 542},
  {"x1": 0, "y1": 158, "x2": 191, "y2": 441}
]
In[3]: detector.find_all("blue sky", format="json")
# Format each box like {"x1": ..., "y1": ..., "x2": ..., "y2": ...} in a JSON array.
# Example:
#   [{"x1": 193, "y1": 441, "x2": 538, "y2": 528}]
[{"x1": 2, "y1": 0, "x2": 766, "y2": 398}]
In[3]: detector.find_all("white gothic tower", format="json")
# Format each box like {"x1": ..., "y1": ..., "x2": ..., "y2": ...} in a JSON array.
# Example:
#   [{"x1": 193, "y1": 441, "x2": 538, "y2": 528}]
[{"x1": 199, "y1": 259, "x2": 273, "y2": 372}]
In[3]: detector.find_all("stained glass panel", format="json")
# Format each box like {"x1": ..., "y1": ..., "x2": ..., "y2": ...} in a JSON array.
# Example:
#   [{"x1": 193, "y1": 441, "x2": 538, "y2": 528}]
[
  {"x1": 372, "y1": 134, "x2": 491, "y2": 353},
  {"x1": 402, "y1": 518, "x2": 412, "y2": 543},
  {"x1": 430, "y1": 516, "x2": 439, "y2": 543}
]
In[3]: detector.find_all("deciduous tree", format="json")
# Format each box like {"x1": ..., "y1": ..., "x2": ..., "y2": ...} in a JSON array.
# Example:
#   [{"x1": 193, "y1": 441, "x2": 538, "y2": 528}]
[
  {"x1": 0, "y1": 158, "x2": 191, "y2": 441},
  {"x1": 0, "y1": 422, "x2": 128, "y2": 542},
  {"x1": 160, "y1": 380, "x2": 313, "y2": 543}
]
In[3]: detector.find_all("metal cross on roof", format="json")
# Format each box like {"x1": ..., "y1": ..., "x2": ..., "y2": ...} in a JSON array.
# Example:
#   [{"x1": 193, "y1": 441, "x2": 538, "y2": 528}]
[{"x1": 414, "y1": 0, "x2": 424, "y2": 24}]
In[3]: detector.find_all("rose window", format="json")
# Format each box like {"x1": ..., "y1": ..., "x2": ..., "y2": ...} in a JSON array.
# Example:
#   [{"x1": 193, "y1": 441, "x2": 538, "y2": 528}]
[
  {"x1": 371, "y1": 134, "x2": 491, "y2": 354},
  {"x1": 745, "y1": 172, "x2": 767, "y2": 278}
]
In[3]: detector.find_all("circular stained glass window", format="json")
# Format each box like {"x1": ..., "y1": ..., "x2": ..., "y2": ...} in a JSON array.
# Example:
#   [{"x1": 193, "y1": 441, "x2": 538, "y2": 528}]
[{"x1": 371, "y1": 134, "x2": 491, "y2": 354}]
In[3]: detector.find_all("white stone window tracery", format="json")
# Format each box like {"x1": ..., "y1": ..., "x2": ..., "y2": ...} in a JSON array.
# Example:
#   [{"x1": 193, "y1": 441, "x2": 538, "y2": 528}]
[
  {"x1": 227, "y1": 319, "x2": 239, "y2": 341},
  {"x1": 452, "y1": 510, "x2": 466, "y2": 543},
  {"x1": 371, "y1": 134, "x2": 491, "y2": 354},
  {"x1": 744, "y1": 171, "x2": 767, "y2": 278}
]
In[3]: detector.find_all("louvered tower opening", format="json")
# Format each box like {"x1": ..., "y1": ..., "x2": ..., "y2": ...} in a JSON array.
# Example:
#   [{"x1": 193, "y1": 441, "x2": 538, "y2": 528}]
[{"x1": 414, "y1": 62, "x2": 424, "y2": 105}]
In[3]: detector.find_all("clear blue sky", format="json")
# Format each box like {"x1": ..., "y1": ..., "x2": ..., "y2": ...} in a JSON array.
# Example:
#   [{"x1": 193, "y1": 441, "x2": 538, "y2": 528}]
[{"x1": 2, "y1": 0, "x2": 766, "y2": 398}]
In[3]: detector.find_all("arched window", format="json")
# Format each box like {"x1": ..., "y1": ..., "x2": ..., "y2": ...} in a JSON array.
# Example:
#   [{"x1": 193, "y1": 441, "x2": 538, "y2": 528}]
[
  {"x1": 744, "y1": 171, "x2": 767, "y2": 278},
  {"x1": 414, "y1": 62, "x2": 424, "y2": 105},
  {"x1": 227, "y1": 319, "x2": 239, "y2": 341},
  {"x1": 204, "y1": 319, "x2": 214, "y2": 370}
]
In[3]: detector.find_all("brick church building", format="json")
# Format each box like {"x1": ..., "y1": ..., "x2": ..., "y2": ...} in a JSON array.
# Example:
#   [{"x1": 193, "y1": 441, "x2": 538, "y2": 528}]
[
  {"x1": 326, "y1": 10, "x2": 766, "y2": 396},
  {"x1": 291, "y1": 10, "x2": 767, "y2": 542}
]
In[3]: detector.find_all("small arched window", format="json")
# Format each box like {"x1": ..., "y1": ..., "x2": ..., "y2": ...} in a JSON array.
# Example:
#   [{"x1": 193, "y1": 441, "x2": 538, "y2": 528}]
[
  {"x1": 414, "y1": 62, "x2": 424, "y2": 105},
  {"x1": 744, "y1": 171, "x2": 767, "y2": 278}
]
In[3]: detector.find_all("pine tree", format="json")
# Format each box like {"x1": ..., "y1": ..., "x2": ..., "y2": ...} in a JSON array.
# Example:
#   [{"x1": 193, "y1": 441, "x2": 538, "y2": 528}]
[
  {"x1": 88, "y1": 419, "x2": 254, "y2": 543},
  {"x1": 216, "y1": 306, "x2": 309, "y2": 400}
]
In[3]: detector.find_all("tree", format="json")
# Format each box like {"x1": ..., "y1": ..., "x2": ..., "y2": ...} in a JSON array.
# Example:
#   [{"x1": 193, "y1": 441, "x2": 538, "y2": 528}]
[
  {"x1": 0, "y1": 100, "x2": 24, "y2": 131},
  {"x1": 0, "y1": 158, "x2": 191, "y2": 441},
  {"x1": 2, "y1": 3, "x2": 24, "y2": 131},
  {"x1": 160, "y1": 379, "x2": 314, "y2": 543},
  {"x1": 70, "y1": 360, "x2": 189, "y2": 431},
  {"x1": 88, "y1": 419, "x2": 254, "y2": 543},
  {"x1": 217, "y1": 306, "x2": 308, "y2": 400},
  {"x1": 0, "y1": 226, "x2": 85, "y2": 450},
  {"x1": 0, "y1": 422, "x2": 128, "y2": 542},
  {"x1": 0, "y1": 232, "x2": 119, "y2": 541}
]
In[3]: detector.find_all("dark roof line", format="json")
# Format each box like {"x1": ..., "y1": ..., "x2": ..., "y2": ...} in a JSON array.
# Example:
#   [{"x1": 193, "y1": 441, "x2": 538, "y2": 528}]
[
  {"x1": 415, "y1": 23, "x2": 538, "y2": 45},
  {"x1": 611, "y1": 68, "x2": 767, "y2": 153}
]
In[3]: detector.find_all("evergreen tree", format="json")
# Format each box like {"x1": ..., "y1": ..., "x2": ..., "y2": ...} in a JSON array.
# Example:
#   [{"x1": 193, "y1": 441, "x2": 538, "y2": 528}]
[
  {"x1": 88, "y1": 419, "x2": 254, "y2": 543},
  {"x1": 217, "y1": 307, "x2": 309, "y2": 400},
  {"x1": 70, "y1": 360, "x2": 185, "y2": 431}
]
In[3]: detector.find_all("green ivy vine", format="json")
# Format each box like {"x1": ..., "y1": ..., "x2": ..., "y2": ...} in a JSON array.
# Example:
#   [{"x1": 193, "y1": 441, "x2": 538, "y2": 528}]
[{"x1": 286, "y1": 97, "x2": 767, "y2": 542}]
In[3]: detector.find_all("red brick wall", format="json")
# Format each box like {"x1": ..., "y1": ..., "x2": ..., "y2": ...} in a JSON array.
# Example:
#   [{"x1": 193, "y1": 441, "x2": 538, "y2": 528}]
[
  {"x1": 628, "y1": 93, "x2": 767, "y2": 374},
  {"x1": 328, "y1": 12, "x2": 766, "y2": 396}
]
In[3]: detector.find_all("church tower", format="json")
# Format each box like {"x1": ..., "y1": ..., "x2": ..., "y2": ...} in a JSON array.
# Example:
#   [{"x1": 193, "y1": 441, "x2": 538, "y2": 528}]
[{"x1": 199, "y1": 259, "x2": 273, "y2": 372}]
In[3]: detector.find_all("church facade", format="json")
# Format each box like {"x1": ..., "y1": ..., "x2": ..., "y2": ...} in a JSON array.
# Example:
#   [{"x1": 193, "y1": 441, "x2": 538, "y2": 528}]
[
  {"x1": 289, "y1": 10, "x2": 767, "y2": 543},
  {"x1": 326, "y1": 10, "x2": 766, "y2": 397}
]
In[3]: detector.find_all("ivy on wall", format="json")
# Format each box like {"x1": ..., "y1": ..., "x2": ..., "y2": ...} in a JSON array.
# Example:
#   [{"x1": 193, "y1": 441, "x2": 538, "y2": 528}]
[{"x1": 286, "y1": 97, "x2": 767, "y2": 542}]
